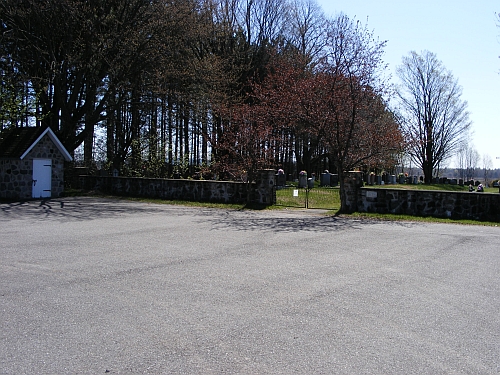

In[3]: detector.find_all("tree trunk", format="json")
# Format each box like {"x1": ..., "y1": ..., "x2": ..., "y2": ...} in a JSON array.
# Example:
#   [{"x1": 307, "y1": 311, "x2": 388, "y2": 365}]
[
  {"x1": 83, "y1": 122, "x2": 94, "y2": 165},
  {"x1": 131, "y1": 88, "x2": 141, "y2": 171}
]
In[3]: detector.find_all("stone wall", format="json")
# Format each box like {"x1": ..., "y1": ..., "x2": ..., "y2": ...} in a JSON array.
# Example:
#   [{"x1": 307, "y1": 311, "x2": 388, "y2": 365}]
[
  {"x1": 78, "y1": 170, "x2": 276, "y2": 205},
  {"x1": 343, "y1": 172, "x2": 500, "y2": 221},
  {"x1": 0, "y1": 135, "x2": 66, "y2": 200},
  {"x1": 0, "y1": 159, "x2": 31, "y2": 200}
]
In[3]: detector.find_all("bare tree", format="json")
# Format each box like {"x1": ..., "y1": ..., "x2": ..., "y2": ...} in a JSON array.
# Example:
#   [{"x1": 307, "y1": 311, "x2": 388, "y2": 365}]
[
  {"x1": 482, "y1": 154, "x2": 493, "y2": 186},
  {"x1": 455, "y1": 141, "x2": 467, "y2": 181},
  {"x1": 396, "y1": 51, "x2": 472, "y2": 183},
  {"x1": 241, "y1": 0, "x2": 288, "y2": 45},
  {"x1": 287, "y1": 0, "x2": 327, "y2": 65},
  {"x1": 465, "y1": 145, "x2": 480, "y2": 181}
]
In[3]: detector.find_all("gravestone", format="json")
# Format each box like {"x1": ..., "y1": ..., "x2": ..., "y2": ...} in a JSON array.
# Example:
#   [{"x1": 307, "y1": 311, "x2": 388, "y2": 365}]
[
  {"x1": 320, "y1": 173, "x2": 330, "y2": 186},
  {"x1": 330, "y1": 174, "x2": 339, "y2": 186},
  {"x1": 276, "y1": 173, "x2": 286, "y2": 187},
  {"x1": 298, "y1": 173, "x2": 307, "y2": 188}
]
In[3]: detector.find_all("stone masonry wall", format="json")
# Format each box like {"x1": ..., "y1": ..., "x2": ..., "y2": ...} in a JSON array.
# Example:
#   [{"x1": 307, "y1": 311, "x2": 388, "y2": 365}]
[
  {"x1": 79, "y1": 170, "x2": 276, "y2": 205},
  {"x1": 0, "y1": 135, "x2": 66, "y2": 200},
  {"x1": 358, "y1": 186, "x2": 500, "y2": 221},
  {"x1": 0, "y1": 159, "x2": 32, "y2": 199}
]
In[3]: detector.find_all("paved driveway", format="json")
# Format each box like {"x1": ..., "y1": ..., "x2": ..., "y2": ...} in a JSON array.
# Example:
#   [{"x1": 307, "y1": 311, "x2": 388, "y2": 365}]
[{"x1": 1, "y1": 197, "x2": 499, "y2": 374}]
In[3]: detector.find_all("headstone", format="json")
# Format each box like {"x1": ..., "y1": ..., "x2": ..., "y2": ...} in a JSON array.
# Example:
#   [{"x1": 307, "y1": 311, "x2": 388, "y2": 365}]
[
  {"x1": 320, "y1": 173, "x2": 330, "y2": 186},
  {"x1": 330, "y1": 174, "x2": 339, "y2": 186},
  {"x1": 298, "y1": 173, "x2": 307, "y2": 188},
  {"x1": 276, "y1": 174, "x2": 286, "y2": 187},
  {"x1": 307, "y1": 177, "x2": 315, "y2": 189}
]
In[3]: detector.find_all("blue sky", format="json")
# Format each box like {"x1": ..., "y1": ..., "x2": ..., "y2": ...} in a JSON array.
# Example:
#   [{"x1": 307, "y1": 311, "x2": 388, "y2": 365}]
[{"x1": 316, "y1": 0, "x2": 500, "y2": 168}]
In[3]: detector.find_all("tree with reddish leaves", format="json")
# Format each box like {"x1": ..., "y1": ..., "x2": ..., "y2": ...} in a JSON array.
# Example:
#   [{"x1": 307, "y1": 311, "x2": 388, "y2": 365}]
[
  {"x1": 209, "y1": 101, "x2": 277, "y2": 184},
  {"x1": 212, "y1": 33, "x2": 402, "y2": 211},
  {"x1": 313, "y1": 15, "x2": 402, "y2": 212},
  {"x1": 308, "y1": 71, "x2": 403, "y2": 211},
  {"x1": 250, "y1": 15, "x2": 402, "y2": 212}
]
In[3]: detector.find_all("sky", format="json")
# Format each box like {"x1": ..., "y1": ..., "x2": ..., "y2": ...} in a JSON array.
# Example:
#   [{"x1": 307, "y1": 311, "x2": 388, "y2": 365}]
[{"x1": 316, "y1": 0, "x2": 500, "y2": 169}]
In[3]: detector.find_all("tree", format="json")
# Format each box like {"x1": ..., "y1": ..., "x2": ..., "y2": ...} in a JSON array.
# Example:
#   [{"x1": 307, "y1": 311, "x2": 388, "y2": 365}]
[
  {"x1": 482, "y1": 154, "x2": 493, "y2": 186},
  {"x1": 319, "y1": 14, "x2": 402, "y2": 211},
  {"x1": 396, "y1": 50, "x2": 472, "y2": 183},
  {"x1": 1, "y1": 0, "x2": 166, "y2": 156},
  {"x1": 239, "y1": 15, "x2": 402, "y2": 212},
  {"x1": 1, "y1": 0, "x2": 402, "y2": 191},
  {"x1": 465, "y1": 145, "x2": 480, "y2": 181},
  {"x1": 0, "y1": 65, "x2": 36, "y2": 129},
  {"x1": 287, "y1": 0, "x2": 327, "y2": 66}
]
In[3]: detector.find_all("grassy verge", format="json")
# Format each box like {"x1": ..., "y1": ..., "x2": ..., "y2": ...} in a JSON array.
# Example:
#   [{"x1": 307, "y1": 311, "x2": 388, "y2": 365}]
[{"x1": 344, "y1": 211, "x2": 499, "y2": 227}]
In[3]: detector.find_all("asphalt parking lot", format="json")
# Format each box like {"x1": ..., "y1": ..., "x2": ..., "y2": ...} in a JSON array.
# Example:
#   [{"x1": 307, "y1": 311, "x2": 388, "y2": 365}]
[{"x1": 1, "y1": 197, "x2": 499, "y2": 374}]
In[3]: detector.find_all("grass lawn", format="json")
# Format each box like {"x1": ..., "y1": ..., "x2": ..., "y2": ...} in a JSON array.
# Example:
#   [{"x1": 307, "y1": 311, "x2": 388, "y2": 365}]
[
  {"x1": 367, "y1": 183, "x2": 499, "y2": 194},
  {"x1": 275, "y1": 186, "x2": 340, "y2": 209}
]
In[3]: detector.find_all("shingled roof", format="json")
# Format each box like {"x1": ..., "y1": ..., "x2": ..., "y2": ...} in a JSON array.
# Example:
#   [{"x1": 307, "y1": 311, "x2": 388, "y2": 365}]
[{"x1": 0, "y1": 127, "x2": 72, "y2": 161}]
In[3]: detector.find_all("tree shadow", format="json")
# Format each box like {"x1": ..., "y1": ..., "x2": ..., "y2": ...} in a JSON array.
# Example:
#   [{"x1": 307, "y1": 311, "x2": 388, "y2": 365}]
[
  {"x1": 196, "y1": 208, "x2": 417, "y2": 234},
  {"x1": 0, "y1": 197, "x2": 419, "y2": 232},
  {"x1": 0, "y1": 196, "x2": 188, "y2": 222}
]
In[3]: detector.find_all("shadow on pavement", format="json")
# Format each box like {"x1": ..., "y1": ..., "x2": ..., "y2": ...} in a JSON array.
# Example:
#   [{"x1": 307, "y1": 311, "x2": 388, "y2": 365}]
[
  {"x1": 0, "y1": 197, "x2": 182, "y2": 222},
  {"x1": 196, "y1": 208, "x2": 417, "y2": 234},
  {"x1": 0, "y1": 196, "x2": 418, "y2": 232}
]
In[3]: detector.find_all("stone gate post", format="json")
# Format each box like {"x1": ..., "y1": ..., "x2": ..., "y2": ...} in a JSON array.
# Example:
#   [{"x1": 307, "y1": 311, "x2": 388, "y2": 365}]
[
  {"x1": 253, "y1": 169, "x2": 276, "y2": 205},
  {"x1": 344, "y1": 171, "x2": 364, "y2": 213}
]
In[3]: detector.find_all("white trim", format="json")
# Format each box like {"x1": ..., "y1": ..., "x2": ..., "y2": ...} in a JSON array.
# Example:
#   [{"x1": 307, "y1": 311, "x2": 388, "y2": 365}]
[{"x1": 20, "y1": 127, "x2": 73, "y2": 161}]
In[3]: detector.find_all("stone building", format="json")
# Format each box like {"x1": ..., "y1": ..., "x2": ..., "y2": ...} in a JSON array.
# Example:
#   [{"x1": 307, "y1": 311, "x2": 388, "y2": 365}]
[{"x1": 0, "y1": 127, "x2": 72, "y2": 200}]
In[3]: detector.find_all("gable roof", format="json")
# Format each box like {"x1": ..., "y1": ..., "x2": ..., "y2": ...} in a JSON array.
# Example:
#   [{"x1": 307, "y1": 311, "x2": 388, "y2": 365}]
[{"x1": 0, "y1": 127, "x2": 73, "y2": 161}]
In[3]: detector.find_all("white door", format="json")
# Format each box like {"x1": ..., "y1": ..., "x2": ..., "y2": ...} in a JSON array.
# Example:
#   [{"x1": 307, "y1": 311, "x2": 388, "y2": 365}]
[{"x1": 32, "y1": 159, "x2": 52, "y2": 198}]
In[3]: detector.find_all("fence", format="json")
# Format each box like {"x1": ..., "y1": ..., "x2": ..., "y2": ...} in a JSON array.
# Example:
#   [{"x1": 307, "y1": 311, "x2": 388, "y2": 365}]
[{"x1": 275, "y1": 186, "x2": 340, "y2": 210}]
